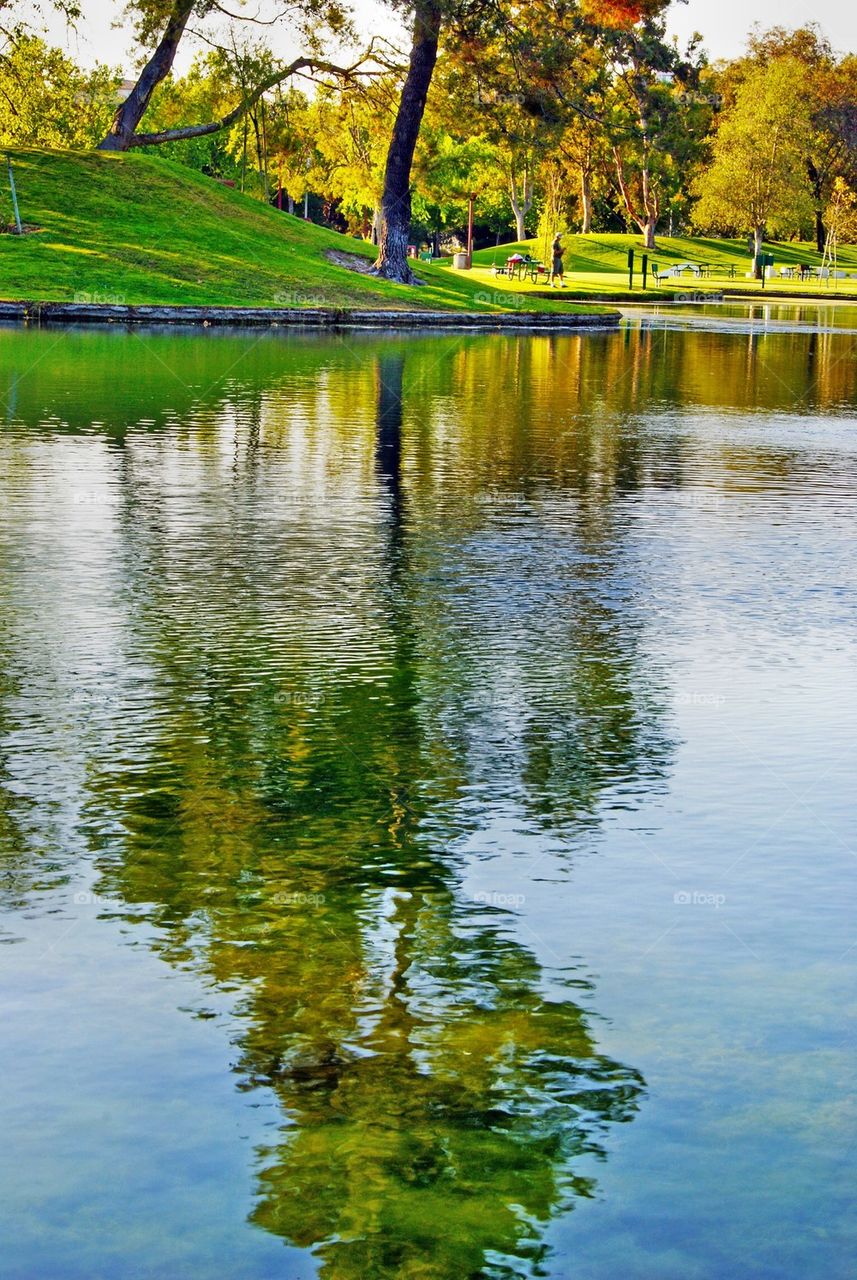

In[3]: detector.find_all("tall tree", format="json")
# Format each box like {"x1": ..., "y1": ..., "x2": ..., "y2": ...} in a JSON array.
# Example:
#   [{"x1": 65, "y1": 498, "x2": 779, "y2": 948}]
[
  {"x1": 692, "y1": 57, "x2": 815, "y2": 264},
  {"x1": 604, "y1": 18, "x2": 707, "y2": 248},
  {"x1": 717, "y1": 25, "x2": 857, "y2": 251},
  {"x1": 371, "y1": 0, "x2": 441, "y2": 282},
  {"x1": 372, "y1": 0, "x2": 667, "y2": 283}
]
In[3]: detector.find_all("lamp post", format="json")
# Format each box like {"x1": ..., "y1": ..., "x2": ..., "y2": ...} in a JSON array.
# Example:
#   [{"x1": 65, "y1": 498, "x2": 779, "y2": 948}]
[{"x1": 466, "y1": 192, "x2": 476, "y2": 267}]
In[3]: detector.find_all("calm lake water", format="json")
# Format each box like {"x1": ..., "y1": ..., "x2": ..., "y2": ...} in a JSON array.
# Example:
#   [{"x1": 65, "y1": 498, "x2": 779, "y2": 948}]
[{"x1": 1, "y1": 312, "x2": 856, "y2": 1279}]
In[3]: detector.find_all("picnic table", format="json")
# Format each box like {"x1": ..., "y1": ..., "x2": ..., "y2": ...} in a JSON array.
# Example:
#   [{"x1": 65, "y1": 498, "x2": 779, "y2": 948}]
[
  {"x1": 651, "y1": 261, "x2": 738, "y2": 286},
  {"x1": 492, "y1": 254, "x2": 546, "y2": 283},
  {"x1": 656, "y1": 262, "x2": 711, "y2": 281}
]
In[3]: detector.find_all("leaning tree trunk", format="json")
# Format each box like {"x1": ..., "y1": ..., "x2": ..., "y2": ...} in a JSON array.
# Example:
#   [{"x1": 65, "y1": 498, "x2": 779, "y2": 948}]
[
  {"x1": 98, "y1": 0, "x2": 195, "y2": 151},
  {"x1": 613, "y1": 146, "x2": 658, "y2": 251},
  {"x1": 372, "y1": 0, "x2": 441, "y2": 283}
]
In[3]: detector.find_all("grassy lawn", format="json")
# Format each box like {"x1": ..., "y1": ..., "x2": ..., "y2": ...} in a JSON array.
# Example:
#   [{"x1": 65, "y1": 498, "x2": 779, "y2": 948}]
[
  {"x1": 470, "y1": 233, "x2": 857, "y2": 299},
  {"x1": 0, "y1": 149, "x2": 603, "y2": 315},
  {"x1": 4, "y1": 150, "x2": 852, "y2": 311}
]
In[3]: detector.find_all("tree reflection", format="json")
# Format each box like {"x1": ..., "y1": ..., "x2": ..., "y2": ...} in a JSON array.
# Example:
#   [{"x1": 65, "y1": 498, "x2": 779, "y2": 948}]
[{"x1": 0, "y1": 334, "x2": 699, "y2": 1277}]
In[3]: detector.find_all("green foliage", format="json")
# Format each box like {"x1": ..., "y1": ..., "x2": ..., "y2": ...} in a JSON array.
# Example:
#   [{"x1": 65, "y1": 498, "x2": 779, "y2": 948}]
[
  {"x1": 692, "y1": 57, "x2": 816, "y2": 238},
  {"x1": 825, "y1": 176, "x2": 857, "y2": 245},
  {"x1": 143, "y1": 52, "x2": 245, "y2": 182},
  {"x1": 1, "y1": 8, "x2": 854, "y2": 266},
  {"x1": 305, "y1": 83, "x2": 393, "y2": 232},
  {"x1": 0, "y1": 35, "x2": 119, "y2": 148},
  {"x1": 602, "y1": 17, "x2": 711, "y2": 242}
]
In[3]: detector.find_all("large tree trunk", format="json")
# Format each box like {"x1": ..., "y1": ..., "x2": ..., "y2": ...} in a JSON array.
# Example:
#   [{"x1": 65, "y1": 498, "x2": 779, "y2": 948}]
[
  {"x1": 639, "y1": 214, "x2": 656, "y2": 250},
  {"x1": 815, "y1": 208, "x2": 826, "y2": 255},
  {"x1": 98, "y1": 0, "x2": 195, "y2": 151},
  {"x1": 372, "y1": 0, "x2": 440, "y2": 283},
  {"x1": 807, "y1": 159, "x2": 825, "y2": 253},
  {"x1": 753, "y1": 223, "x2": 765, "y2": 276},
  {"x1": 580, "y1": 169, "x2": 592, "y2": 234},
  {"x1": 509, "y1": 160, "x2": 532, "y2": 243},
  {"x1": 613, "y1": 146, "x2": 658, "y2": 251}
]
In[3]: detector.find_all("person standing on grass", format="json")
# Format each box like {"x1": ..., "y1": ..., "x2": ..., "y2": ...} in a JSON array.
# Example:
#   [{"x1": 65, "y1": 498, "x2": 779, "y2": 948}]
[{"x1": 550, "y1": 234, "x2": 566, "y2": 288}]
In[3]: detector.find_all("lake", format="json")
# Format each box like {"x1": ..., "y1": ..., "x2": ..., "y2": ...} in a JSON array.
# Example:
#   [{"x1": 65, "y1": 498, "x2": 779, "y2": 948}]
[{"x1": 1, "y1": 312, "x2": 856, "y2": 1279}]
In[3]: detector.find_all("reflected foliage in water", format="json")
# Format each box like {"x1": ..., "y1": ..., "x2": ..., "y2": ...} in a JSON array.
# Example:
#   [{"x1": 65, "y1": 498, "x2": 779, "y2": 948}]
[{"x1": 2, "y1": 316, "x2": 855, "y2": 1277}]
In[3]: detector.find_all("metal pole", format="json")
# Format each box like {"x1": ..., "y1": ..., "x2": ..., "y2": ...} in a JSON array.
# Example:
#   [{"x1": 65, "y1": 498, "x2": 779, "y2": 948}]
[
  {"x1": 6, "y1": 155, "x2": 22, "y2": 235},
  {"x1": 466, "y1": 193, "x2": 475, "y2": 268}
]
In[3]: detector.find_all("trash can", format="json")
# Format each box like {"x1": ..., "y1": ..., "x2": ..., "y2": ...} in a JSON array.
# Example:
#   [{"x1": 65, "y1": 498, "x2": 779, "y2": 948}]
[{"x1": 453, "y1": 252, "x2": 470, "y2": 270}]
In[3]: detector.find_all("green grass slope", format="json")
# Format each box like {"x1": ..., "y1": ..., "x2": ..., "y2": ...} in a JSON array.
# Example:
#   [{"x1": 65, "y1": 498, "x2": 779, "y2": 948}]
[{"x1": 0, "y1": 149, "x2": 599, "y2": 314}]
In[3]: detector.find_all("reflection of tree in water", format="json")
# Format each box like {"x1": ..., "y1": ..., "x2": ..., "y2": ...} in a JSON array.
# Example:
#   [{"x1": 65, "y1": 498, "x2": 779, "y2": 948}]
[
  {"x1": 231, "y1": 353, "x2": 644, "y2": 1278},
  {"x1": 248, "y1": 898, "x2": 642, "y2": 1280},
  {"x1": 1, "y1": 340, "x2": 673, "y2": 1277}
]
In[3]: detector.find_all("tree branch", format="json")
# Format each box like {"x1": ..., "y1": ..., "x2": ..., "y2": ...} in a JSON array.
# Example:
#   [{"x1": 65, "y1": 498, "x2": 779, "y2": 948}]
[{"x1": 126, "y1": 52, "x2": 378, "y2": 147}]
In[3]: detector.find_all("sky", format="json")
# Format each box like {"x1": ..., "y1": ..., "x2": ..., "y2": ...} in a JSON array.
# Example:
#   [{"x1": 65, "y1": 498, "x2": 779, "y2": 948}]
[
  {"x1": 669, "y1": 0, "x2": 856, "y2": 60},
  {"x1": 43, "y1": 0, "x2": 857, "y2": 75}
]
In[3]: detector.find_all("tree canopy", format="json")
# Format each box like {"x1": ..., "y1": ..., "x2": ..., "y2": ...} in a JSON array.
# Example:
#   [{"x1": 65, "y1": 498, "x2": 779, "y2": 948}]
[{"x1": 2, "y1": 6, "x2": 856, "y2": 265}]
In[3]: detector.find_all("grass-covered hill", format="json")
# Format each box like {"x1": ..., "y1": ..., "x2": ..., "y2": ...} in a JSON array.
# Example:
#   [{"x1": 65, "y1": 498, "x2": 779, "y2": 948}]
[{"x1": 0, "y1": 148, "x2": 594, "y2": 314}]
